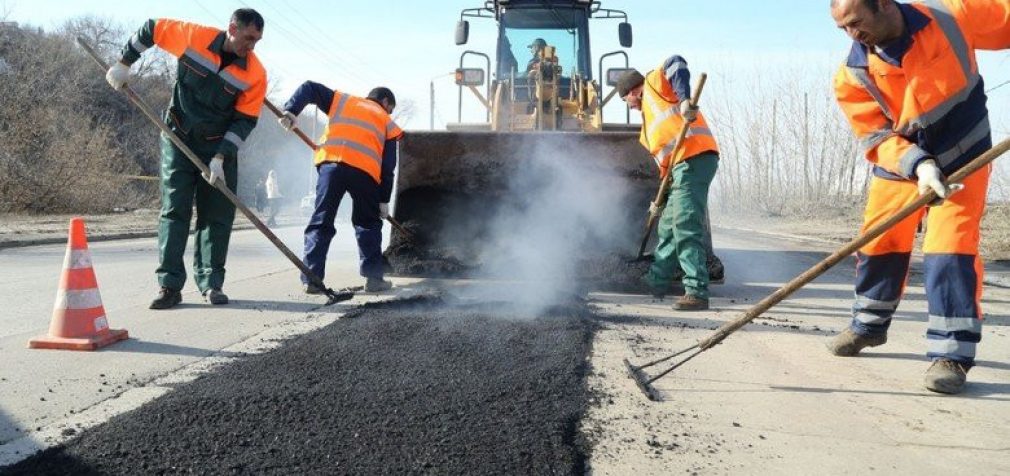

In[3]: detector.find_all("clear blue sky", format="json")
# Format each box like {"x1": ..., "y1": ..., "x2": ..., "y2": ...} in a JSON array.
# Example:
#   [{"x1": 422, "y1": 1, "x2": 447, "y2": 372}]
[{"x1": 5, "y1": 0, "x2": 1010, "y2": 132}]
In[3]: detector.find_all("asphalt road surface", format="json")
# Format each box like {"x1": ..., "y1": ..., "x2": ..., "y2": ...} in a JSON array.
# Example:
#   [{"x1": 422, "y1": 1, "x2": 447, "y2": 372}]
[{"x1": 1, "y1": 224, "x2": 1009, "y2": 474}]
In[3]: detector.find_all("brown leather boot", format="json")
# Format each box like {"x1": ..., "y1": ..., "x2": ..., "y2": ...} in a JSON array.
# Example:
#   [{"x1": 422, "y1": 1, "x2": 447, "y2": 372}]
[
  {"x1": 825, "y1": 328, "x2": 887, "y2": 356},
  {"x1": 675, "y1": 294, "x2": 709, "y2": 311},
  {"x1": 924, "y1": 359, "x2": 969, "y2": 394}
]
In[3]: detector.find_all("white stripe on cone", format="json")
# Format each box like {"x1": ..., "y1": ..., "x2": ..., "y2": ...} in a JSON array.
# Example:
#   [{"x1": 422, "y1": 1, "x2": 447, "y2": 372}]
[
  {"x1": 54, "y1": 288, "x2": 104, "y2": 310},
  {"x1": 63, "y1": 249, "x2": 93, "y2": 270}
]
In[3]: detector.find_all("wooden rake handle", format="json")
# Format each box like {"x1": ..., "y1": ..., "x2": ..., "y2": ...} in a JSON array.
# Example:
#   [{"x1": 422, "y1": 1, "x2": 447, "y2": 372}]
[
  {"x1": 697, "y1": 137, "x2": 1010, "y2": 350},
  {"x1": 263, "y1": 99, "x2": 319, "y2": 151}
]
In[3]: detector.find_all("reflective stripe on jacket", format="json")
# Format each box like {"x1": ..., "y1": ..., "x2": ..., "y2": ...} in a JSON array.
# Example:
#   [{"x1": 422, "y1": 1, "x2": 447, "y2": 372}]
[
  {"x1": 833, "y1": 0, "x2": 1010, "y2": 179},
  {"x1": 121, "y1": 18, "x2": 267, "y2": 160},
  {"x1": 639, "y1": 61, "x2": 719, "y2": 177},
  {"x1": 314, "y1": 91, "x2": 404, "y2": 183}
]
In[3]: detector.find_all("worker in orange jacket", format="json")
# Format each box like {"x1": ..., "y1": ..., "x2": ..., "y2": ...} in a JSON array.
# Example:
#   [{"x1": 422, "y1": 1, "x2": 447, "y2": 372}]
[
  {"x1": 617, "y1": 56, "x2": 720, "y2": 310},
  {"x1": 827, "y1": 0, "x2": 1010, "y2": 394},
  {"x1": 106, "y1": 9, "x2": 267, "y2": 309},
  {"x1": 278, "y1": 83, "x2": 403, "y2": 294}
]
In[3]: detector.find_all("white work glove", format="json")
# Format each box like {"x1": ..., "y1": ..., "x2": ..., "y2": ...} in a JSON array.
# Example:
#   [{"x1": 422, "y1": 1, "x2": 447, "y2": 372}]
[
  {"x1": 278, "y1": 111, "x2": 297, "y2": 131},
  {"x1": 679, "y1": 100, "x2": 698, "y2": 123},
  {"x1": 379, "y1": 203, "x2": 389, "y2": 219},
  {"x1": 105, "y1": 61, "x2": 131, "y2": 91},
  {"x1": 648, "y1": 201, "x2": 662, "y2": 218},
  {"x1": 204, "y1": 155, "x2": 225, "y2": 185},
  {"x1": 915, "y1": 159, "x2": 962, "y2": 205}
]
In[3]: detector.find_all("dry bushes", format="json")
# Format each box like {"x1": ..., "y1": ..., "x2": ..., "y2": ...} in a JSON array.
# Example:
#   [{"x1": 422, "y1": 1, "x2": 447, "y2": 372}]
[{"x1": 0, "y1": 18, "x2": 170, "y2": 213}]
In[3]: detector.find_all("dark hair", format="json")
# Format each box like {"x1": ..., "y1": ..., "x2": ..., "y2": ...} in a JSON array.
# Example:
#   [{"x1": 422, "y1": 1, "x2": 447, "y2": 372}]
[
  {"x1": 231, "y1": 8, "x2": 264, "y2": 31},
  {"x1": 367, "y1": 87, "x2": 396, "y2": 108},
  {"x1": 830, "y1": 0, "x2": 882, "y2": 12}
]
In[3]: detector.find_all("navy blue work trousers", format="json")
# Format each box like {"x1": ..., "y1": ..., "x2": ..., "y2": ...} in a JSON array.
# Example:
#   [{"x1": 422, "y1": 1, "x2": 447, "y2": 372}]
[{"x1": 302, "y1": 162, "x2": 383, "y2": 284}]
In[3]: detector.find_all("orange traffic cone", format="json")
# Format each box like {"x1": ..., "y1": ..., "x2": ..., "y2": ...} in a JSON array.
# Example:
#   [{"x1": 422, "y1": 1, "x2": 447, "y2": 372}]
[{"x1": 28, "y1": 217, "x2": 128, "y2": 350}]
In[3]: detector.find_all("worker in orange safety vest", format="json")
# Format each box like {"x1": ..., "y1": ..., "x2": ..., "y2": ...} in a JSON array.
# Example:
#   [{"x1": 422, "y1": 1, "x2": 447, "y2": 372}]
[
  {"x1": 616, "y1": 56, "x2": 721, "y2": 311},
  {"x1": 106, "y1": 9, "x2": 267, "y2": 309},
  {"x1": 827, "y1": 0, "x2": 1010, "y2": 394},
  {"x1": 278, "y1": 83, "x2": 403, "y2": 294}
]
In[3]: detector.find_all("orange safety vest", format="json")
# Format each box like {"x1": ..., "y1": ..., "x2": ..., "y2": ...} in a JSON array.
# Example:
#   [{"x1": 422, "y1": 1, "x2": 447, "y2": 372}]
[
  {"x1": 639, "y1": 65, "x2": 719, "y2": 177},
  {"x1": 314, "y1": 92, "x2": 404, "y2": 183},
  {"x1": 150, "y1": 19, "x2": 266, "y2": 120},
  {"x1": 833, "y1": 0, "x2": 1008, "y2": 178}
]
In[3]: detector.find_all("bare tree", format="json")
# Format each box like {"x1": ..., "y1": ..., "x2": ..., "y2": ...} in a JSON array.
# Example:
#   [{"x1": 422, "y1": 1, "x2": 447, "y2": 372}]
[
  {"x1": 706, "y1": 60, "x2": 869, "y2": 219},
  {"x1": 392, "y1": 98, "x2": 416, "y2": 126}
]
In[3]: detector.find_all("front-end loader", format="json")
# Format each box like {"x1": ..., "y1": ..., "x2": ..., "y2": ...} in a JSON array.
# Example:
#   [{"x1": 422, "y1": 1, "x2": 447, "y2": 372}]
[{"x1": 385, "y1": 0, "x2": 656, "y2": 285}]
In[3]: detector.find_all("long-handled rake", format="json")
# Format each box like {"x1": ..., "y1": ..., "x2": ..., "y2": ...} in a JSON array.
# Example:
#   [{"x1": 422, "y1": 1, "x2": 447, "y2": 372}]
[
  {"x1": 78, "y1": 38, "x2": 353, "y2": 306},
  {"x1": 626, "y1": 137, "x2": 1010, "y2": 401},
  {"x1": 260, "y1": 99, "x2": 416, "y2": 241}
]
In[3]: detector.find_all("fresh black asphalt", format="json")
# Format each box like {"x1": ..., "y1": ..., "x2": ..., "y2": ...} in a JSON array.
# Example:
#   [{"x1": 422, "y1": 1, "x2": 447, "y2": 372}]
[{"x1": 3, "y1": 296, "x2": 597, "y2": 475}]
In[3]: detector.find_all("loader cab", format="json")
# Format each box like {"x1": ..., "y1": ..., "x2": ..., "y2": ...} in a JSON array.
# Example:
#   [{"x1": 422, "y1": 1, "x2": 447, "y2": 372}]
[
  {"x1": 496, "y1": 5, "x2": 591, "y2": 100},
  {"x1": 452, "y1": 0, "x2": 634, "y2": 129}
]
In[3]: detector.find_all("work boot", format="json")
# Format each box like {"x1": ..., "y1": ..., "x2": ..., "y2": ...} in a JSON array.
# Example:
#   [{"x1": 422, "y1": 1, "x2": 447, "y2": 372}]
[
  {"x1": 303, "y1": 282, "x2": 324, "y2": 295},
  {"x1": 825, "y1": 328, "x2": 886, "y2": 357},
  {"x1": 149, "y1": 287, "x2": 182, "y2": 310},
  {"x1": 204, "y1": 288, "x2": 229, "y2": 305},
  {"x1": 365, "y1": 278, "x2": 393, "y2": 292},
  {"x1": 675, "y1": 294, "x2": 709, "y2": 311},
  {"x1": 708, "y1": 257, "x2": 725, "y2": 285},
  {"x1": 924, "y1": 359, "x2": 969, "y2": 394}
]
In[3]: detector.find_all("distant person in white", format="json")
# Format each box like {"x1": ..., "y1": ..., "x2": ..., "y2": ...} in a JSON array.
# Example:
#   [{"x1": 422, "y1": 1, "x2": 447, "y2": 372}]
[{"x1": 266, "y1": 169, "x2": 282, "y2": 226}]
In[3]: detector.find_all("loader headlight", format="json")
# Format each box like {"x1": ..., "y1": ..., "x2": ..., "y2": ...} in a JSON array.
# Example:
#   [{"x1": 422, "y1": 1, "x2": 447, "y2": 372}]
[
  {"x1": 606, "y1": 68, "x2": 636, "y2": 87},
  {"x1": 455, "y1": 68, "x2": 486, "y2": 87}
]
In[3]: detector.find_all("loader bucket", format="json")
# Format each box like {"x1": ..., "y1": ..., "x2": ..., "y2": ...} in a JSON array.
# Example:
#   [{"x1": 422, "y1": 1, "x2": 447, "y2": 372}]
[{"x1": 385, "y1": 130, "x2": 658, "y2": 289}]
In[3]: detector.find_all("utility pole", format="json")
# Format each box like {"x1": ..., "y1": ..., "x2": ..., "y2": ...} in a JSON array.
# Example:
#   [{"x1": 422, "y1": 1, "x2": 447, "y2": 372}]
[
  {"x1": 428, "y1": 72, "x2": 454, "y2": 131},
  {"x1": 803, "y1": 92, "x2": 810, "y2": 199}
]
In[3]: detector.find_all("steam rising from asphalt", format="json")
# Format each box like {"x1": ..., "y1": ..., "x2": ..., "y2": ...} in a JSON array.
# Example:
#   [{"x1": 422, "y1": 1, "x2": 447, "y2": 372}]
[{"x1": 474, "y1": 136, "x2": 632, "y2": 313}]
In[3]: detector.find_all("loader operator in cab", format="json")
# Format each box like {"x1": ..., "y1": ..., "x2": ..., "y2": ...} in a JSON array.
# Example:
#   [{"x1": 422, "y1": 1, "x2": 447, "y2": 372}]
[
  {"x1": 525, "y1": 38, "x2": 547, "y2": 75},
  {"x1": 826, "y1": 0, "x2": 1010, "y2": 395},
  {"x1": 617, "y1": 56, "x2": 721, "y2": 311},
  {"x1": 277, "y1": 83, "x2": 403, "y2": 295}
]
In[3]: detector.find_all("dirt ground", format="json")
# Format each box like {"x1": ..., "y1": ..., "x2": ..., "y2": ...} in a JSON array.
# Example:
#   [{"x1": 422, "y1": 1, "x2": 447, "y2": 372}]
[
  {"x1": 0, "y1": 209, "x2": 292, "y2": 249},
  {"x1": 0, "y1": 210, "x2": 161, "y2": 248}
]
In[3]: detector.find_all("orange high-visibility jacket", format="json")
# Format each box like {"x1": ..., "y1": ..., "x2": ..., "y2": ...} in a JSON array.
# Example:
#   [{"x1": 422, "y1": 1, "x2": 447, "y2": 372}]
[
  {"x1": 314, "y1": 92, "x2": 404, "y2": 183},
  {"x1": 122, "y1": 18, "x2": 267, "y2": 160},
  {"x1": 640, "y1": 58, "x2": 719, "y2": 177},
  {"x1": 834, "y1": 0, "x2": 1010, "y2": 179}
]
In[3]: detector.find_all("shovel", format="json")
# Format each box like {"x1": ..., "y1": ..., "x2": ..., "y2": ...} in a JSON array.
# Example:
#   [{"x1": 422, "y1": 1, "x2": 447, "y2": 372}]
[
  {"x1": 633, "y1": 73, "x2": 708, "y2": 262},
  {"x1": 261, "y1": 99, "x2": 416, "y2": 241},
  {"x1": 77, "y1": 38, "x2": 353, "y2": 306},
  {"x1": 626, "y1": 137, "x2": 1010, "y2": 401}
]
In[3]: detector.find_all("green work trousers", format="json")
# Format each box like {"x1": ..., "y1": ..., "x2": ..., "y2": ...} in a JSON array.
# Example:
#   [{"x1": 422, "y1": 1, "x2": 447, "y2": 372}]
[
  {"x1": 646, "y1": 152, "x2": 719, "y2": 299},
  {"x1": 156, "y1": 132, "x2": 237, "y2": 293}
]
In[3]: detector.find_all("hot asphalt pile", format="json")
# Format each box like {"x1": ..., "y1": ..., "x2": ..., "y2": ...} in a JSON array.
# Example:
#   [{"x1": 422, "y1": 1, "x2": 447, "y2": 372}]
[
  {"x1": 384, "y1": 220, "x2": 657, "y2": 294},
  {"x1": 3, "y1": 297, "x2": 598, "y2": 475}
]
